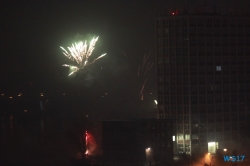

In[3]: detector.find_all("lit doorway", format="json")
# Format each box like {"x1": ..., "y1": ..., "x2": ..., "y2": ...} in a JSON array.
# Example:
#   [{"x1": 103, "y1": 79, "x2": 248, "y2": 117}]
[{"x1": 208, "y1": 142, "x2": 218, "y2": 154}]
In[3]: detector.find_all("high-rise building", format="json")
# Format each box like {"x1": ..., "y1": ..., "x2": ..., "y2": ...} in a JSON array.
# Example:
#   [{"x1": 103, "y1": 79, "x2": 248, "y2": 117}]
[{"x1": 156, "y1": 7, "x2": 250, "y2": 155}]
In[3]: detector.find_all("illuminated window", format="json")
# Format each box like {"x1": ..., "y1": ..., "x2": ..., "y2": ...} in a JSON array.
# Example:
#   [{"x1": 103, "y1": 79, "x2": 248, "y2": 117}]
[
  {"x1": 216, "y1": 66, "x2": 221, "y2": 71},
  {"x1": 178, "y1": 134, "x2": 184, "y2": 140}
]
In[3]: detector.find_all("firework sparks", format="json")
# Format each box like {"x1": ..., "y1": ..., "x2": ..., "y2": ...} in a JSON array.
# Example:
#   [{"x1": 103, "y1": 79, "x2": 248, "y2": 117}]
[
  {"x1": 138, "y1": 53, "x2": 154, "y2": 100},
  {"x1": 85, "y1": 130, "x2": 97, "y2": 155},
  {"x1": 118, "y1": 48, "x2": 127, "y2": 57},
  {"x1": 140, "y1": 78, "x2": 147, "y2": 100},
  {"x1": 60, "y1": 36, "x2": 106, "y2": 76}
]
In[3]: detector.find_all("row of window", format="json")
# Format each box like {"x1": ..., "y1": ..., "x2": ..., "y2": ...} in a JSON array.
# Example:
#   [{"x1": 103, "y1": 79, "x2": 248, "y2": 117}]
[
  {"x1": 157, "y1": 54, "x2": 250, "y2": 63},
  {"x1": 159, "y1": 76, "x2": 250, "y2": 82},
  {"x1": 158, "y1": 28, "x2": 250, "y2": 35},
  {"x1": 174, "y1": 124, "x2": 246, "y2": 132},
  {"x1": 158, "y1": 102, "x2": 249, "y2": 111},
  {"x1": 159, "y1": 94, "x2": 247, "y2": 102},
  {"x1": 158, "y1": 47, "x2": 250, "y2": 55},
  {"x1": 157, "y1": 18, "x2": 249, "y2": 25},
  {"x1": 160, "y1": 112, "x2": 247, "y2": 120},
  {"x1": 176, "y1": 131, "x2": 241, "y2": 142},
  {"x1": 158, "y1": 37, "x2": 250, "y2": 44},
  {"x1": 158, "y1": 84, "x2": 250, "y2": 92},
  {"x1": 157, "y1": 28, "x2": 250, "y2": 35},
  {"x1": 158, "y1": 66, "x2": 250, "y2": 72}
]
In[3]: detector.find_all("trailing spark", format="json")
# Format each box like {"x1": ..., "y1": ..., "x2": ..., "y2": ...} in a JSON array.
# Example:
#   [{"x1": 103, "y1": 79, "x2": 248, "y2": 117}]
[{"x1": 138, "y1": 53, "x2": 154, "y2": 100}]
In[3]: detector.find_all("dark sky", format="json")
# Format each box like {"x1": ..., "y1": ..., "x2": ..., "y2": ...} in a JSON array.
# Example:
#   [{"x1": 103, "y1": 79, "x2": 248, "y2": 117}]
[{"x1": 2, "y1": 0, "x2": 249, "y2": 118}]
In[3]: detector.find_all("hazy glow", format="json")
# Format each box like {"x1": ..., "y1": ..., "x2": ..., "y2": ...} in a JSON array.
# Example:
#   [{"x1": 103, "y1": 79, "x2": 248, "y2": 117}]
[{"x1": 60, "y1": 36, "x2": 106, "y2": 76}]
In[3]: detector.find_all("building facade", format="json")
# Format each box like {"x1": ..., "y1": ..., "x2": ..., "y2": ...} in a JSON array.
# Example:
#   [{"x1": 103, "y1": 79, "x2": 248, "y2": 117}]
[
  {"x1": 156, "y1": 8, "x2": 250, "y2": 155},
  {"x1": 102, "y1": 119, "x2": 173, "y2": 165}
]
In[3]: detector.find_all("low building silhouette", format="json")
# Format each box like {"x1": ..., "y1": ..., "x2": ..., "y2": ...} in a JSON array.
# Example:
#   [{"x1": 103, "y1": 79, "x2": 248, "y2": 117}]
[{"x1": 101, "y1": 119, "x2": 173, "y2": 165}]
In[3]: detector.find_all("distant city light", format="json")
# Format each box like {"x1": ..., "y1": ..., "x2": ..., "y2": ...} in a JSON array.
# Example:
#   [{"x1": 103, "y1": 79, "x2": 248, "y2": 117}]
[
  {"x1": 154, "y1": 100, "x2": 158, "y2": 105},
  {"x1": 1, "y1": 94, "x2": 4, "y2": 96},
  {"x1": 18, "y1": 93, "x2": 22, "y2": 97},
  {"x1": 40, "y1": 93, "x2": 44, "y2": 97},
  {"x1": 224, "y1": 149, "x2": 227, "y2": 152},
  {"x1": 62, "y1": 93, "x2": 65, "y2": 95},
  {"x1": 9, "y1": 96, "x2": 12, "y2": 99},
  {"x1": 147, "y1": 147, "x2": 150, "y2": 150},
  {"x1": 173, "y1": 136, "x2": 175, "y2": 141},
  {"x1": 24, "y1": 110, "x2": 28, "y2": 113}
]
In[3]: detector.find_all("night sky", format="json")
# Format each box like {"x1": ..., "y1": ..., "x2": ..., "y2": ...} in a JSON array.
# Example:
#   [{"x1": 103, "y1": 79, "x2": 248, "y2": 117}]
[
  {"x1": 2, "y1": 0, "x2": 250, "y2": 165},
  {"x1": 2, "y1": 0, "x2": 250, "y2": 119}
]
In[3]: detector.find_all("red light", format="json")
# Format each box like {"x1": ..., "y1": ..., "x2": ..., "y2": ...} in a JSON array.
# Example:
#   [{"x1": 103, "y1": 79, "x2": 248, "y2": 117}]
[{"x1": 172, "y1": 12, "x2": 175, "y2": 15}]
